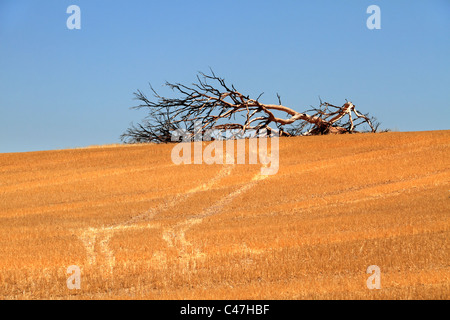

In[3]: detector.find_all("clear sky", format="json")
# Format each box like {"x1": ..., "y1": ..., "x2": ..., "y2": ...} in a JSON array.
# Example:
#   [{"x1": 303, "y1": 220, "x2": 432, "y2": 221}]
[{"x1": 1, "y1": 0, "x2": 449, "y2": 153}]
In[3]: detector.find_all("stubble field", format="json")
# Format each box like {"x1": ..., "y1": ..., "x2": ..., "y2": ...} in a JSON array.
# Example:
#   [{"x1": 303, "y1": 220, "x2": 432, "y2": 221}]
[{"x1": 0, "y1": 130, "x2": 449, "y2": 299}]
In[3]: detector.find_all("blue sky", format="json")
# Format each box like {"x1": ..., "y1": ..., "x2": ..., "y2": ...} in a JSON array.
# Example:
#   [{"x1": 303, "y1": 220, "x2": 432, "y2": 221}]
[{"x1": 0, "y1": 0, "x2": 449, "y2": 153}]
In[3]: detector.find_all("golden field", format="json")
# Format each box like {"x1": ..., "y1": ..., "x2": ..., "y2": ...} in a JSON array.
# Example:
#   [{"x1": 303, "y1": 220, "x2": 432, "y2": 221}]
[{"x1": 0, "y1": 130, "x2": 449, "y2": 299}]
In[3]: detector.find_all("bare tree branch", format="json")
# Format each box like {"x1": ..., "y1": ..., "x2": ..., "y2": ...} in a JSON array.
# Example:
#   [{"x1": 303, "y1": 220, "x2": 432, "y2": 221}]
[{"x1": 121, "y1": 71, "x2": 379, "y2": 143}]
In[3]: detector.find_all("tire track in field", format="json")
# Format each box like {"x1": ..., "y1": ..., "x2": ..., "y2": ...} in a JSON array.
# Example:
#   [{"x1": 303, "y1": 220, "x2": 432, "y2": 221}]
[
  {"x1": 160, "y1": 169, "x2": 270, "y2": 270},
  {"x1": 76, "y1": 162, "x2": 235, "y2": 274}
]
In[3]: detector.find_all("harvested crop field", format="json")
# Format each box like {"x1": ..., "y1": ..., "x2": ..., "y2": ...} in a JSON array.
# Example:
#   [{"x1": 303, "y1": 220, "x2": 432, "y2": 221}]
[{"x1": 0, "y1": 130, "x2": 449, "y2": 299}]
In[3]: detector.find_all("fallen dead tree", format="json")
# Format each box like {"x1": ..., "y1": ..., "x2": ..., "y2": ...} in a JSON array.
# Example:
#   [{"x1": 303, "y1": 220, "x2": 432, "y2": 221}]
[{"x1": 121, "y1": 70, "x2": 379, "y2": 143}]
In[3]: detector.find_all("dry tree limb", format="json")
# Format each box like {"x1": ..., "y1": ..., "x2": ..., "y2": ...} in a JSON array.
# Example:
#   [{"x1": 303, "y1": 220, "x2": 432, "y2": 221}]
[{"x1": 121, "y1": 70, "x2": 379, "y2": 143}]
